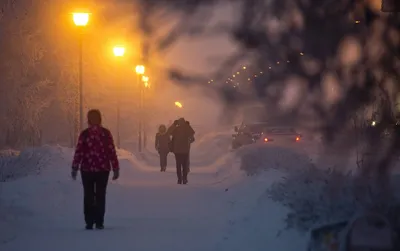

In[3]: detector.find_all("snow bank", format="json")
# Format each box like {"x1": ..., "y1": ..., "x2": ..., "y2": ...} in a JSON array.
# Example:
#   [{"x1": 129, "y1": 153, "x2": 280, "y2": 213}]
[
  {"x1": 0, "y1": 145, "x2": 68, "y2": 244},
  {"x1": 266, "y1": 159, "x2": 400, "y2": 233},
  {"x1": 0, "y1": 145, "x2": 63, "y2": 182},
  {"x1": 216, "y1": 169, "x2": 307, "y2": 251},
  {"x1": 236, "y1": 143, "x2": 400, "y2": 234}
]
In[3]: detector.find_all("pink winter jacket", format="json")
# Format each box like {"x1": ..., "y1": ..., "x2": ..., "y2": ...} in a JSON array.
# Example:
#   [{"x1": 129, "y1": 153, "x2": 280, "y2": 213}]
[{"x1": 72, "y1": 125, "x2": 119, "y2": 172}]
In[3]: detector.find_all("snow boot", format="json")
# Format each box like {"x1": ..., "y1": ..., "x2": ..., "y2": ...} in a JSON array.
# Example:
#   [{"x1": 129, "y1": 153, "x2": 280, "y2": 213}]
[
  {"x1": 96, "y1": 224, "x2": 104, "y2": 230},
  {"x1": 85, "y1": 224, "x2": 93, "y2": 230}
]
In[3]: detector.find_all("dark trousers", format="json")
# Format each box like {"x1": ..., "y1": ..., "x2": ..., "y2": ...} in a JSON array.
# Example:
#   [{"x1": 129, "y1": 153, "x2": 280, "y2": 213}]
[
  {"x1": 187, "y1": 152, "x2": 190, "y2": 171},
  {"x1": 174, "y1": 153, "x2": 189, "y2": 182},
  {"x1": 81, "y1": 171, "x2": 110, "y2": 226},
  {"x1": 159, "y1": 151, "x2": 168, "y2": 170}
]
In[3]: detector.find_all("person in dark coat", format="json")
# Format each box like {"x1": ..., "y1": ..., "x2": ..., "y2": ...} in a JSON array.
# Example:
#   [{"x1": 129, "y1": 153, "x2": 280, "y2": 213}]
[
  {"x1": 168, "y1": 118, "x2": 195, "y2": 184},
  {"x1": 155, "y1": 124, "x2": 171, "y2": 172},
  {"x1": 71, "y1": 109, "x2": 119, "y2": 230},
  {"x1": 168, "y1": 120, "x2": 179, "y2": 153}
]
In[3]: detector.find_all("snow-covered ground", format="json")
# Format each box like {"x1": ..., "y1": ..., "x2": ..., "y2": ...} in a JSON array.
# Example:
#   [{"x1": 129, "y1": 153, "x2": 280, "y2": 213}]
[{"x1": 1, "y1": 130, "x2": 399, "y2": 251}]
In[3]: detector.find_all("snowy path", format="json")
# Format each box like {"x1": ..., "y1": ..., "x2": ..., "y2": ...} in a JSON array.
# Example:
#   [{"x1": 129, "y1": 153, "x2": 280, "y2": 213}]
[
  {"x1": 0, "y1": 136, "x2": 246, "y2": 251},
  {"x1": 0, "y1": 132, "x2": 308, "y2": 251}
]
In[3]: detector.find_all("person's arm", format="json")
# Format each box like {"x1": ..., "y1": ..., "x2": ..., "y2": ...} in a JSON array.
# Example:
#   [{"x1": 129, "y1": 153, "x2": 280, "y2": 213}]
[
  {"x1": 72, "y1": 131, "x2": 86, "y2": 171},
  {"x1": 188, "y1": 124, "x2": 195, "y2": 137},
  {"x1": 155, "y1": 133, "x2": 159, "y2": 150},
  {"x1": 167, "y1": 124, "x2": 176, "y2": 135},
  {"x1": 106, "y1": 130, "x2": 119, "y2": 171}
]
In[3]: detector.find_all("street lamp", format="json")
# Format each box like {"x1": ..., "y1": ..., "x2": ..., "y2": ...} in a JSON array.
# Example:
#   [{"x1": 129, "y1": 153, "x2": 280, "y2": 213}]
[
  {"x1": 113, "y1": 46, "x2": 125, "y2": 57},
  {"x1": 135, "y1": 65, "x2": 145, "y2": 75},
  {"x1": 113, "y1": 45, "x2": 125, "y2": 148},
  {"x1": 135, "y1": 65, "x2": 145, "y2": 152},
  {"x1": 73, "y1": 13, "x2": 89, "y2": 26},
  {"x1": 142, "y1": 76, "x2": 149, "y2": 88},
  {"x1": 141, "y1": 75, "x2": 150, "y2": 147},
  {"x1": 175, "y1": 101, "x2": 183, "y2": 108},
  {"x1": 72, "y1": 12, "x2": 89, "y2": 143}
]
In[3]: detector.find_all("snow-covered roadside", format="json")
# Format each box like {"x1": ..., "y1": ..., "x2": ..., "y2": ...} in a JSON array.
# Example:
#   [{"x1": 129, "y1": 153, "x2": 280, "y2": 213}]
[
  {"x1": 0, "y1": 145, "x2": 69, "y2": 182},
  {"x1": 232, "y1": 142, "x2": 400, "y2": 243},
  {"x1": 216, "y1": 142, "x2": 400, "y2": 250},
  {"x1": 216, "y1": 170, "x2": 308, "y2": 251},
  {"x1": 212, "y1": 144, "x2": 313, "y2": 251},
  {"x1": 0, "y1": 145, "x2": 71, "y2": 245}
]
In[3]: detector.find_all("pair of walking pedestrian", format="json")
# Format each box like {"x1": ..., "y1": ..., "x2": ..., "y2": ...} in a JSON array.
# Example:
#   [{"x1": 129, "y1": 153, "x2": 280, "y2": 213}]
[{"x1": 155, "y1": 118, "x2": 195, "y2": 184}]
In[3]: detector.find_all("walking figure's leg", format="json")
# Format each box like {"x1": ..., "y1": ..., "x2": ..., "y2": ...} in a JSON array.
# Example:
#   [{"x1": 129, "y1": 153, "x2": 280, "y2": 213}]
[
  {"x1": 94, "y1": 172, "x2": 110, "y2": 229},
  {"x1": 161, "y1": 152, "x2": 167, "y2": 172},
  {"x1": 175, "y1": 153, "x2": 183, "y2": 184},
  {"x1": 182, "y1": 153, "x2": 189, "y2": 184},
  {"x1": 81, "y1": 172, "x2": 95, "y2": 229}
]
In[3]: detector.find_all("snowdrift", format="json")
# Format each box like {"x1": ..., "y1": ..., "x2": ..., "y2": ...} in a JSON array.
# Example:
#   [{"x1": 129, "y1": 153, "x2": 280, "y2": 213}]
[
  {"x1": 0, "y1": 145, "x2": 70, "y2": 245},
  {"x1": 236, "y1": 143, "x2": 400, "y2": 237},
  {"x1": 267, "y1": 165, "x2": 400, "y2": 232},
  {"x1": 0, "y1": 145, "x2": 66, "y2": 182}
]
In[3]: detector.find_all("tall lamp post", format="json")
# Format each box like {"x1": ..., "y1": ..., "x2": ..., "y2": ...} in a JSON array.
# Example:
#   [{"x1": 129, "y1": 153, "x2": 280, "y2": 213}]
[
  {"x1": 113, "y1": 45, "x2": 125, "y2": 149},
  {"x1": 135, "y1": 65, "x2": 145, "y2": 152},
  {"x1": 72, "y1": 12, "x2": 89, "y2": 140},
  {"x1": 142, "y1": 75, "x2": 149, "y2": 148}
]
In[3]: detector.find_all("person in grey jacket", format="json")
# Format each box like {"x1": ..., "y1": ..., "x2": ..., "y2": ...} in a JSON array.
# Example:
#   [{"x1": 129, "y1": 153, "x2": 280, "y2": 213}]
[{"x1": 155, "y1": 124, "x2": 171, "y2": 172}]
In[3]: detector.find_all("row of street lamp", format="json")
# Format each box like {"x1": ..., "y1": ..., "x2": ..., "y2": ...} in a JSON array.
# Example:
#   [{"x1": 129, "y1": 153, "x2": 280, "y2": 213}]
[{"x1": 72, "y1": 12, "x2": 150, "y2": 152}]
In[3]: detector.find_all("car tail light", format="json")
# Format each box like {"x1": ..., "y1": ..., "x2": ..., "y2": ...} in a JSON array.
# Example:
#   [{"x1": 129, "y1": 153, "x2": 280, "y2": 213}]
[
  {"x1": 264, "y1": 138, "x2": 269, "y2": 142},
  {"x1": 295, "y1": 136, "x2": 300, "y2": 141}
]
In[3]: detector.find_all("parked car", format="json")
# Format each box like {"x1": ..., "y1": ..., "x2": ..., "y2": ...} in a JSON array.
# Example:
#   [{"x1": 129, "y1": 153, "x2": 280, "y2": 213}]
[
  {"x1": 254, "y1": 127, "x2": 302, "y2": 144},
  {"x1": 231, "y1": 122, "x2": 269, "y2": 149},
  {"x1": 231, "y1": 121, "x2": 302, "y2": 149}
]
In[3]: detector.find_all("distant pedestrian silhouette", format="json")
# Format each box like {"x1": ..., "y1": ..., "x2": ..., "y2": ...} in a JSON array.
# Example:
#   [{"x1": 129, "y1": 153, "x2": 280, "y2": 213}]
[{"x1": 155, "y1": 124, "x2": 171, "y2": 172}]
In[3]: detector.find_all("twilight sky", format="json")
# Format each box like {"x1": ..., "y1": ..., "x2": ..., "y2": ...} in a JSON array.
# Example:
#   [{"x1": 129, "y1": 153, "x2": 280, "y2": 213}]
[{"x1": 165, "y1": 4, "x2": 237, "y2": 76}]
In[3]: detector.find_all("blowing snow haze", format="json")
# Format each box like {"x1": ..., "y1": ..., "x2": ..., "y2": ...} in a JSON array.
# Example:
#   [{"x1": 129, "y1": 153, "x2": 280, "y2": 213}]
[{"x1": 1, "y1": 1, "x2": 400, "y2": 251}]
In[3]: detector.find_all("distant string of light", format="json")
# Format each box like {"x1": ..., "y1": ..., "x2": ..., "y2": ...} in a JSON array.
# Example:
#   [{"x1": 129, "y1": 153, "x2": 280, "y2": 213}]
[
  {"x1": 206, "y1": 19, "x2": 363, "y2": 86},
  {"x1": 214, "y1": 52, "x2": 305, "y2": 87}
]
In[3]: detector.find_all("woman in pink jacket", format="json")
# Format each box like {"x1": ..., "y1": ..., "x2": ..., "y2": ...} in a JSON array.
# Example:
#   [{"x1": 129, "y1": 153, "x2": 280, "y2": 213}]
[{"x1": 71, "y1": 109, "x2": 119, "y2": 230}]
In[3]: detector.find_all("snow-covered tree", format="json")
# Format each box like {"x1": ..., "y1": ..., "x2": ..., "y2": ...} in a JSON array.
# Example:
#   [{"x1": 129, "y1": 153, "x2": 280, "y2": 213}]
[{"x1": 0, "y1": 1, "x2": 54, "y2": 148}]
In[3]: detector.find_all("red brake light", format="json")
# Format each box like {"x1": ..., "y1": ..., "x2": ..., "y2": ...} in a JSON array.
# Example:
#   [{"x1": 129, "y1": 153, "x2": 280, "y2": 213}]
[
  {"x1": 295, "y1": 136, "x2": 300, "y2": 141},
  {"x1": 264, "y1": 138, "x2": 269, "y2": 142}
]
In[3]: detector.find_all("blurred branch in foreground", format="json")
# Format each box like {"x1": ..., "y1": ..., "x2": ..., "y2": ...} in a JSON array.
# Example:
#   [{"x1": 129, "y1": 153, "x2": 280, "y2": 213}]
[{"x1": 135, "y1": 0, "x2": 399, "y2": 190}]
